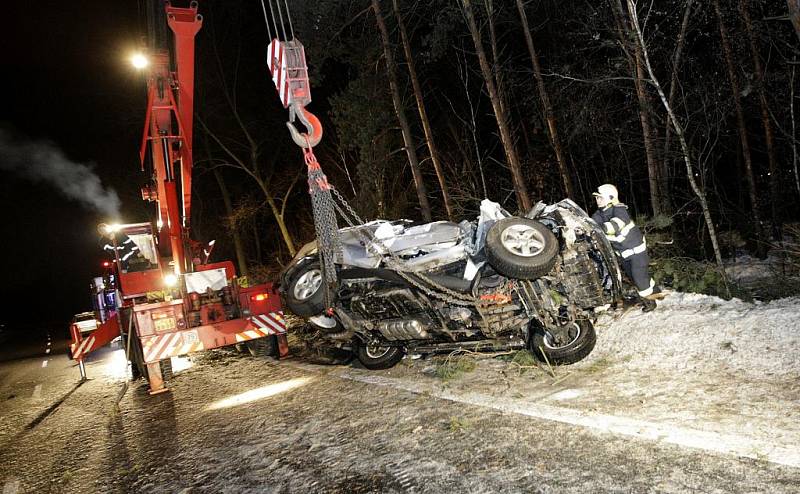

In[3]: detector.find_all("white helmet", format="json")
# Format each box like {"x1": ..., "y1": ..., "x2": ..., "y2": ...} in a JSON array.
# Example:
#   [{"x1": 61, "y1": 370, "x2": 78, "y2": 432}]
[{"x1": 593, "y1": 183, "x2": 618, "y2": 207}]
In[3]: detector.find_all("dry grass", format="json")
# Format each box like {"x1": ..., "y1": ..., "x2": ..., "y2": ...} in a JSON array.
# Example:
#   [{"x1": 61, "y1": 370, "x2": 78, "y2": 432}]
[{"x1": 434, "y1": 356, "x2": 477, "y2": 381}]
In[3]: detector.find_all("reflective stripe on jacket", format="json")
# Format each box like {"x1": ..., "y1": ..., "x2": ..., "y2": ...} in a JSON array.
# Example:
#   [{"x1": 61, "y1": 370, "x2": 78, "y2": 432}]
[{"x1": 591, "y1": 203, "x2": 646, "y2": 256}]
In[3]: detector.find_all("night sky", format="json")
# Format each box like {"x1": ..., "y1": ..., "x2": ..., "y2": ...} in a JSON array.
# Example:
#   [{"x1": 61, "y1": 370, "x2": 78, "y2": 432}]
[{"x1": 2, "y1": 1, "x2": 148, "y2": 329}]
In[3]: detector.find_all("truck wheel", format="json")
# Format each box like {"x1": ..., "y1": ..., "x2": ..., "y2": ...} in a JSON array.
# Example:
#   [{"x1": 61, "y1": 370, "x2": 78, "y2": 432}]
[
  {"x1": 530, "y1": 319, "x2": 596, "y2": 365},
  {"x1": 246, "y1": 336, "x2": 277, "y2": 357},
  {"x1": 284, "y1": 263, "x2": 330, "y2": 316},
  {"x1": 356, "y1": 342, "x2": 404, "y2": 370},
  {"x1": 486, "y1": 217, "x2": 559, "y2": 280}
]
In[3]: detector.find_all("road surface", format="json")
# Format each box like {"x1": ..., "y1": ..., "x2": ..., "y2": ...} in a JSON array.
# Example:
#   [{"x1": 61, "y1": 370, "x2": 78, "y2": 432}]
[{"x1": 0, "y1": 329, "x2": 798, "y2": 493}]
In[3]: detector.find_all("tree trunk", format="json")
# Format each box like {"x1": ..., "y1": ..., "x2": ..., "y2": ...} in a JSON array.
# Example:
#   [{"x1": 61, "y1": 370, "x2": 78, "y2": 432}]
[
  {"x1": 516, "y1": 0, "x2": 574, "y2": 198},
  {"x1": 792, "y1": 58, "x2": 800, "y2": 198},
  {"x1": 713, "y1": 0, "x2": 765, "y2": 254},
  {"x1": 661, "y1": 0, "x2": 694, "y2": 214},
  {"x1": 372, "y1": 0, "x2": 432, "y2": 221},
  {"x1": 611, "y1": 1, "x2": 664, "y2": 216},
  {"x1": 625, "y1": 0, "x2": 726, "y2": 278},
  {"x1": 788, "y1": 0, "x2": 800, "y2": 43},
  {"x1": 635, "y1": 45, "x2": 663, "y2": 217},
  {"x1": 485, "y1": 0, "x2": 509, "y2": 121},
  {"x1": 252, "y1": 221, "x2": 262, "y2": 264},
  {"x1": 255, "y1": 178, "x2": 296, "y2": 257},
  {"x1": 461, "y1": 0, "x2": 531, "y2": 211},
  {"x1": 199, "y1": 119, "x2": 297, "y2": 258},
  {"x1": 212, "y1": 168, "x2": 249, "y2": 278},
  {"x1": 740, "y1": 0, "x2": 780, "y2": 239},
  {"x1": 392, "y1": 0, "x2": 454, "y2": 220},
  {"x1": 616, "y1": 1, "x2": 663, "y2": 216}
]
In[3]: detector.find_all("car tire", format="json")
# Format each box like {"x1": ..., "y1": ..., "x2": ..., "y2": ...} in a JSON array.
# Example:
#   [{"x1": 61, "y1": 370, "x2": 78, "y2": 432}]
[
  {"x1": 530, "y1": 319, "x2": 596, "y2": 365},
  {"x1": 485, "y1": 217, "x2": 559, "y2": 280},
  {"x1": 284, "y1": 262, "x2": 330, "y2": 317},
  {"x1": 246, "y1": 336, "x2": 277, "y2": 358},
  {"x1": 356, "y1": 342, "x2": 404, "y2": 370}
]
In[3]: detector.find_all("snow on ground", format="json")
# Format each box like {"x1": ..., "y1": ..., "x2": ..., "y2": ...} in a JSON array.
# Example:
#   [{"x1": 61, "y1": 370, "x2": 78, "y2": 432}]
[
  {"x1": 2, "y1": 294, "x2": 800, "y2": 492},
  {"x1": 592, "y1": 291, "x2": 800, "y2": 377},
  {"x1": 366, "y1": 290, "x2": 800, "y2": 469},
  {"x1": 725, "y1": 254, "x2": 784, "y2": 284}
]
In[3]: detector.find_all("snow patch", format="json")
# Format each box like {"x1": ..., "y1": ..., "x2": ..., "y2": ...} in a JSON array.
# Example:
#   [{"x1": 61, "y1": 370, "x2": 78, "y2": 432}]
[{"x1": 590, "y1": 292, "x2": 800, "y2": 377}]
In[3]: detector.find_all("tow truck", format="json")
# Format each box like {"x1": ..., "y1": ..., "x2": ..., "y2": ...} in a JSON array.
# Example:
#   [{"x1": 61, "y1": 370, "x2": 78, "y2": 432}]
[{"x1": 68, "y1": 1, "x2": 288, "y2": 394}]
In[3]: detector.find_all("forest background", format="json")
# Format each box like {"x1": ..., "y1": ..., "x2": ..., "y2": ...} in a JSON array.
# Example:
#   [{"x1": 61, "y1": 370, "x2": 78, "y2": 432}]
[{"x1": 185, "y1": 0, "x2": 800, "y2": 298}]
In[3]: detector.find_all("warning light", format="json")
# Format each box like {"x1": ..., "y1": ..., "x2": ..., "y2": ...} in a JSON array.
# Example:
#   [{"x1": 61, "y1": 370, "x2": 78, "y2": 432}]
[{"x1": 251, "y1": 293, "x2": 269, "y2": 302}]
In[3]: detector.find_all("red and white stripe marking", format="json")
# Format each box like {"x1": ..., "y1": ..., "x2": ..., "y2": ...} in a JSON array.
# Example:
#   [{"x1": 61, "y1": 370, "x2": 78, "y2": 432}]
[
  {"x1": 143, "y1": 331, "x2": 204, "y2": 363},
  {"x1": 72, "y1": 335, "x2": 96, "y2": 360},
  {"x1": 248, "y1": 311, "x2": 286, "y2": 336},
  {"x1": 267, "y1": 39, "x2": 289, "y2": 108}
]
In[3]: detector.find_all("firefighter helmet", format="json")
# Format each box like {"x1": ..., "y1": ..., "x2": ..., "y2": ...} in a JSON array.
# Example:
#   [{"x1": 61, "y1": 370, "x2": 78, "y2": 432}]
[{"x1": 593, "y1": 183, "x2": 619, "y2": 207}]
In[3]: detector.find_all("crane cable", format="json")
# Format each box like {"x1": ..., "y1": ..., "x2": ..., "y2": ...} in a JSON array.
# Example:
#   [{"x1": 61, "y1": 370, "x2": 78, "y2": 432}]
[{"x1": 259, "y1": 0, "x2": 295, "y2": 41}]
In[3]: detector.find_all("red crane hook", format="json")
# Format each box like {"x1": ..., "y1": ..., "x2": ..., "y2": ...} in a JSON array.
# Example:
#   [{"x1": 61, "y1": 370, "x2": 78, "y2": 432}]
[{"x1": 287, "y1": 104, "x2": 323, "y2": 148}]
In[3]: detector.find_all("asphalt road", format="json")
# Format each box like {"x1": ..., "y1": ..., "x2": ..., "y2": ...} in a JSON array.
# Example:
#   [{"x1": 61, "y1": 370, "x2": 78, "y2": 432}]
[{"x1": 0, "y1": 333, "x2": 798, "y2": 493}]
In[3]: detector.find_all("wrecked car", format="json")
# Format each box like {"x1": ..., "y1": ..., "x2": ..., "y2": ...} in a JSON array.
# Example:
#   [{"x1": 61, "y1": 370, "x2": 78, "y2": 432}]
[{"x1": 280, "y1": 199, "x2": 624, "y2": 370}]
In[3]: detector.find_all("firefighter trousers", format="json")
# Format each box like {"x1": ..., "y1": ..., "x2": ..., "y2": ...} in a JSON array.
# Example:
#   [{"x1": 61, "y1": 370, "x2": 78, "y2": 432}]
[{"x1": 621, "y1": 251, "x2": 655, "y2": 298}]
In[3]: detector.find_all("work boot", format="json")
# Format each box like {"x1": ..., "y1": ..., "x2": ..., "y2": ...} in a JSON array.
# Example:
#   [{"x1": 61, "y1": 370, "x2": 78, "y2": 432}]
[
  {"x1": 645, "y1": 286, "x2": 665, "y2": 301},
  {"x1": 641, "y1": 298, "x2": 657, "y2": 312}
]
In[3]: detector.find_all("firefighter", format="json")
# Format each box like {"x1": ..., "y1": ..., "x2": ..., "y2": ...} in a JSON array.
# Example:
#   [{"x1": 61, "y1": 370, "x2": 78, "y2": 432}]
[{"x1": 591, "y1": 184, "x2": 660, "y2": 312}]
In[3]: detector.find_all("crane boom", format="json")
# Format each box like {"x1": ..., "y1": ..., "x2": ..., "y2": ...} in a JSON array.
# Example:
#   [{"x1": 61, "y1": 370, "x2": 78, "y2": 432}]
[{"x1": 138, "y1": 2, "x2": 201, "y2": 274}]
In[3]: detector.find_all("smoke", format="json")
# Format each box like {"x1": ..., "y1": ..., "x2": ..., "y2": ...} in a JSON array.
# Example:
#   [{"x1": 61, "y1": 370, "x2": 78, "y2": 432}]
[{"x1": 0, "y1": 128, "x2": 121, "y2": 218}]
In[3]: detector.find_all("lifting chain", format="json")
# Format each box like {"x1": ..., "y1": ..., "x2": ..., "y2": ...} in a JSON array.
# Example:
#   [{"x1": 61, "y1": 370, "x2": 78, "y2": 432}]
[{"x1": 302, "y1": 143, "x2": 341, "y2": 310}]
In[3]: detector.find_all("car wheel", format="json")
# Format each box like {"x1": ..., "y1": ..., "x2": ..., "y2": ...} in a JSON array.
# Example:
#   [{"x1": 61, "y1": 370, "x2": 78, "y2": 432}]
[
  {"x1": 246, "y1": 336, "x2": 277, "y2": 357},
  {"x1": 485, "y1": 217, "x2": 559, "y2": 280},
  {"x1": 356, "y1": 341, "x2": 404, "y2": 370},
  {"x1": 284, "y1": 262, "x2": 330, "y2": 317},
  {"x1": 530, "y1": 319, "x2": 596, "y2": 365}
]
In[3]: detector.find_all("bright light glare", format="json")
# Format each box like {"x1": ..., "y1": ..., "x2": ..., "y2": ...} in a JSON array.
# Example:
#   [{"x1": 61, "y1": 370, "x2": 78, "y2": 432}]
[
  {"x1": 106, "y1": 348, "x2": 131, "y2": 380},
  {"x1": 130, "y1": 53, "x2": 149, "y2": 69},
  {"x1": 207, "y1": 377, "x2": 312, "y2": 410},
  {"x1": 101, "y1": 223, "x2": 122, "y2": 235},
  {"x1": 164, "y1": 274, "x2": 179, "y2": 287}
]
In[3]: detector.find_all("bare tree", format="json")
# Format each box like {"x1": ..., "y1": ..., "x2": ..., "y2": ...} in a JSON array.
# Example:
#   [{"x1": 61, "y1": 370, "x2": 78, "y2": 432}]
[
  {"x1": 372, "y1": 0, "x2": 432, "y2": 221},
  {"x1": 625, "y1": 0, "x2": 726, "y2": 274},
  {"x1": 515, "y1": 0, "x2": 574, "y2": 198},
  {"x1": 200, "y1": 117, "x2": 301, "y2": 257},
  {"x1": 789, "y1": 0, "x2": 800, "y2": 42},
  {"x1": 713, "y1": 0, "x2": 765, "y2": 253},
  {"x1": 391, "y1": 0, "x2": 454, "y2": 220},
  {"x1": 461, "y1": 0, "x2": 531, "y2": 211},
  {"x1": 198, "y1": 3, "x2": 303, "y2": 257},
  {"x1": 212, "y1": 168, "x2": 249, "y2": 278},
  {"x1": 793, "y1": 58, "x2": 800, "y2": 198},
  {"x1": 612, "y1": 0, "x2": 666, "y2": 216},
  {"x1": 661, "y1": 0, "x2": 695, "y2": 214},
  {"x1": 740, "y1": 0, "x2": 780, "y2": 238}
]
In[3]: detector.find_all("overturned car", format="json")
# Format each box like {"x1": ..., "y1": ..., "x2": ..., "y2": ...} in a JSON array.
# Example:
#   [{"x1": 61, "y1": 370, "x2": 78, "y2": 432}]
[{"x1": 280, "y1": 199, "x2": 624, "y2": 370}]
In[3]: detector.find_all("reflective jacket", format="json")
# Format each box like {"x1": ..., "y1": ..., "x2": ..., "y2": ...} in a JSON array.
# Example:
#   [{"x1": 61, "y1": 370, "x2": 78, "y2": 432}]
[{"x1": 591, "y1": 203, "x2": 646, "y2": 259}]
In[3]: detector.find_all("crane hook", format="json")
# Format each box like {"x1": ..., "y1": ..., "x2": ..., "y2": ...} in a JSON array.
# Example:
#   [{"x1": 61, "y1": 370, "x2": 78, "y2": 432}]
[{"x1": 287, "y1": 104, "x2": 323, "y2": 148}]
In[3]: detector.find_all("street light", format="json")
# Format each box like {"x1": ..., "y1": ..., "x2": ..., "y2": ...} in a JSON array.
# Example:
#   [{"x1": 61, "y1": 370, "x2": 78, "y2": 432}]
[{"x1": 130, "y1": 52, "x2": 149, "y2": 70}]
